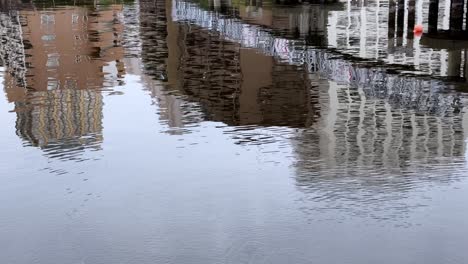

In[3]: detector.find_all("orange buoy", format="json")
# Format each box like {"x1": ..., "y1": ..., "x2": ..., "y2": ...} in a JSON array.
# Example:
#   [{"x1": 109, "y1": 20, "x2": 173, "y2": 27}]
[{"x1": 414, "y1": 24, "x2": 423, "y2": 36}]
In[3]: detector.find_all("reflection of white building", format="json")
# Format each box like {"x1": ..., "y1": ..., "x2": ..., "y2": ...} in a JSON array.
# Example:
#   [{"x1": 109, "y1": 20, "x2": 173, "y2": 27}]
[
  {"x1": 175, "y1": 0, "x2": 468, "y2": 164},
  {"x1": 326, "y1": 0, "x2": 466, "y2": 77},
  {"x1": 302, "y1": 77, "x2": 468, "y2": 170},
  {"x1": 173, "y1": 0, "x2": 465, "y2": 98}
]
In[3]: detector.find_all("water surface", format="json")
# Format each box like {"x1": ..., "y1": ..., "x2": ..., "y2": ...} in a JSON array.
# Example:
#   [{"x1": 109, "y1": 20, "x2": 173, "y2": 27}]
[{"x1": 1, "y1": 0, "x2": 468, "y2": 263}]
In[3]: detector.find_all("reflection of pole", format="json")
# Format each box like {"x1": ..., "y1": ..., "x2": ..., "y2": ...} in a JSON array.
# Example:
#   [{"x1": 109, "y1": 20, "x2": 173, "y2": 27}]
[
  {"x1": 388, "y1": 0, "x2": 396, "y2": 53},
  {"x1": 428, "y1": 0, "x2": 439, "y2": 34},
  {"x1": 388, "y1": 0, "x2": 396, "y2": 38},
  {"x1": 449, "y1": 0, "x2": 464, "y2": 36},
  {"x1": 407, "y1": 0, "x2": 415, "y2": 39},
  {"x1": 396, "y1": 0, "x2": 404, "y2": 45}
]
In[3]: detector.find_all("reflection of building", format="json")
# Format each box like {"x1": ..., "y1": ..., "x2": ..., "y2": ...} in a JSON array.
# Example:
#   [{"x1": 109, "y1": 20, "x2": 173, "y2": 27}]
[
  {"x1": 326, "y1": 0, "x2": 468, "y2": 78},
  {"x1": 202, "y1": 0, "x2": 343, "y2": 45},
  {"x1": 172, "y1": 0, "x2": 468, "y2": 210},
  {"x1": 19, "y1": 5, "x2": 125, "y2": 93},
  {"x1": 292, "y1": 77, "x2": 468, "y2": 219},
  {"x1": 295, "y1": 78, "x2": 468, "y2": 171},
  {"x1": 137, "y1": 0, "x2": 316, "y2": 129},
  {"x1": 140, "y1": 0, "x2": 168, "y2": 81},
  {"x1": 168, "y1": 22, "x2": 315, "y2": 127},
  {"x1": 15, "y1": 90, "x2": 103, "y2": 156},
  {"x1": 137, "y1": 0, "x2": 194, "y2": 132},
  {"x1": 239, "y1": 1, "x2": 342, "y2": 46},
  {"x1": 1, "y1": 5, "x2": 126, "y2": 159}
]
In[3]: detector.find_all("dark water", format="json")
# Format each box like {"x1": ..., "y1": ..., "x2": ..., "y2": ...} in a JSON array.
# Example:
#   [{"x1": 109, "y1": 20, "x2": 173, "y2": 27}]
[{"x1": 1, "y1": 0, "x2": 468, "y2": 263}]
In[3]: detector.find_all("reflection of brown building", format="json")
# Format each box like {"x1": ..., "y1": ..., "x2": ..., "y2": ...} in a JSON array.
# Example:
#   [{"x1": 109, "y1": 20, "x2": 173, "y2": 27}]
[
  {"x1": 163, "y1": 16, "x2": 315, "y2": 127},
  {"x1": 2, "y1": 5, "x2": 125, "y2": 158},
  {"x1": 241, "y1": 1, "x2": 338, "y2": 41},
  {"x1": 213, "y1": 0, "x2": 342, "y2": 45},
  {"x1": 19, "y1": 5, "x2": 125, "y2": 93},
  {"x1": 15, "y1": 90, "x2": 103, "y2": 154},
  {"x1": 142, "y1": 0, "x2": 315, "y2": 129}
]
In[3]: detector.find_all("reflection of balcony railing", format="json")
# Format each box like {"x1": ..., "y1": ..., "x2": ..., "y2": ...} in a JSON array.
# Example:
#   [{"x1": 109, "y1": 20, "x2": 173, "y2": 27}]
[{"x1": 15, "y1": 89, "x2": 103, "y2": 160}]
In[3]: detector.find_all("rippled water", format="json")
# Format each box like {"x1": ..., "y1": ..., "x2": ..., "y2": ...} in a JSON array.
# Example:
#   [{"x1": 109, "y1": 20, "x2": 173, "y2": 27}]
[{"x1": 1, "y1": 0, "x2": 468, "y2": 263}]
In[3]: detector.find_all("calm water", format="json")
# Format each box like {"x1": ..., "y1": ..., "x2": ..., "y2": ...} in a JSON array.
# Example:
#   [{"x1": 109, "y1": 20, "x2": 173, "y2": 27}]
[{"x1": 1, "y1": 0, "x2": 468, "y2": 263}]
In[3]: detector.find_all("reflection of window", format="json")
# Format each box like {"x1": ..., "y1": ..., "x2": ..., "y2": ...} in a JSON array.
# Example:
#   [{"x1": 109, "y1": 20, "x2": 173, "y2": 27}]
[
  {"x1": 41, "y1": 34, "x2": 55, "y2": 41},
  {"x1": 47, "y1": 80, "x2": 58, "y2": 90},
  {"x1": 75, "y1": 55, "x2": 82, "y2": 63},
  {"x1": 72, "y1": 14, "x2": 79, "y2": 24},
  {"x1": 41, "y1": 14, "x2": 55, "y2": 24},
  {"x1": 46, "y1": 54, "x2": 59, "y2": 67}
]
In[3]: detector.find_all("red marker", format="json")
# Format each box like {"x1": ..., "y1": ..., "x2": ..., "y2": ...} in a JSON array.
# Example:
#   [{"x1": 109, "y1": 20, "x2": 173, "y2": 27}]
[{"x1": 414, "y1": 24, "x2": 423, "y2": 36}]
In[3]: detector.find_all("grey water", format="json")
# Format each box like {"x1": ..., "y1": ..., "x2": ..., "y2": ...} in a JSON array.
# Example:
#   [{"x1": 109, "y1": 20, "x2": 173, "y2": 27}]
[{"x1": 1, "y1": 0, "x2": 468, "y2": 263}]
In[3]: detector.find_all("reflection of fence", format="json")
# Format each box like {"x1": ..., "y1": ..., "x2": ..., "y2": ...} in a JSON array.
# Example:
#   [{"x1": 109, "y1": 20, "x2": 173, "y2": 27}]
[{"x1": 173, "y1": 0, "x2": 465, "y2": 115}]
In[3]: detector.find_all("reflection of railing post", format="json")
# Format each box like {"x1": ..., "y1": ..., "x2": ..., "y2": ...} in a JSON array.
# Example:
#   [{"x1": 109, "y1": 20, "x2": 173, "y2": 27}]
[
  {"x1": 449, "y1": 0, "x2": 464, "y2": 36},
  {"x1": 388, "y1": 0, "x2": 396, "y2": 38},
  {"x1": 428, "y1": 0, "x2": 438, "y2": 35},
  {"x1": 396, "y1": 0, "x2": 404, "y2": 39},
  {"x1": 388, "y1": 0, "x2": 396, "y2": 53},
  {"x1": 407, "y1": 0, "x2": 415, "y2": 39}
]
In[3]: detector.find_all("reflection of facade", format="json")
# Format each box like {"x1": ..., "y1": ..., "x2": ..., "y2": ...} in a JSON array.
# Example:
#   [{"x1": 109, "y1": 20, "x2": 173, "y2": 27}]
[
  {"x1": 173, "y1": 0, "x2": 468, "y2": 193},
  {"x1": 326, "y1": 0, "x2": 468, "y2": 78},
  {"x1": 168, "y1": 22, "x2": 315, "y2": 127},
  {"x1": 186, "y1": 0, "x2": 468, "y2": 78},
  {"x1": 137, "y1": 0, "x2": 315, "y2": 128},
  {"x1": 15, "y1": 90, "x2": 103, "y2": 154},
  {"x1": 1, "y1": 5, "x2": 126, "y2": 158},
  {"x1": 204, "y1": 0, "x2": 342, "y2": 45},
  {"x1": 239, "y1": 1, "x2": 342, "y2": 46},
  {"x1": 138, "y1": 0, "x2": 193, "y2": 131},
  {"x1": 292, "y1": 78, "x2": 468, "y2": 218},
  {"x1": 295, "y1": 79, "x2": 468, "y2": 170},
  {"x1": 140, "y1": 0, "x2": 168, "y2": 81},
  {"x1": 19, "y1": 5, "x2": 125, "y2": 93}
]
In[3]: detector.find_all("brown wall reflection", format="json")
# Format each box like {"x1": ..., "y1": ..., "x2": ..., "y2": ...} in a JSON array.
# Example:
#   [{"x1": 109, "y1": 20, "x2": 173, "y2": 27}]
[
  {"x1": 172, "y1": 25, "x2": 315, "y2": 127},
  {"x1": 1, "y1": 4, "x2": 125, "y2": 159},
  {"x1": 142, "y1": 0, "x2": 316, "y2": 128}
]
